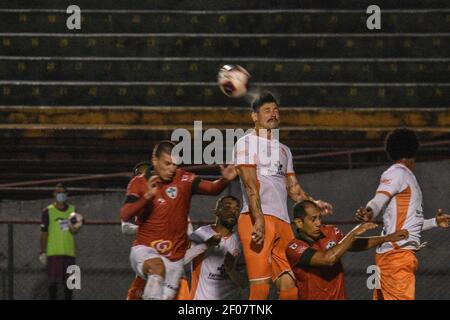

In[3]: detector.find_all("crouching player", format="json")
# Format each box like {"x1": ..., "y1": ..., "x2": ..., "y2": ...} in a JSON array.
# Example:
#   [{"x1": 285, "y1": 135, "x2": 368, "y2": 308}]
[{"x1": 286, "y1": 200, "x2": 409, "y2": 300}]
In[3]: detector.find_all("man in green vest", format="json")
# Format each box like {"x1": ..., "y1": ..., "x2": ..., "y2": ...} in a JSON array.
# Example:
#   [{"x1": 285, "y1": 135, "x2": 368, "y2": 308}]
[{"x1": 40, "y1": 183, "x2": 77, "y2": 300}]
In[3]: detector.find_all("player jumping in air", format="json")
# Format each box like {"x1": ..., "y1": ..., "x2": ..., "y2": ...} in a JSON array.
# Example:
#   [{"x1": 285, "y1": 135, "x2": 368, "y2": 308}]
[
  {"x1": 120, "y1": 141, "x2": 237, "y2": 300},
  {"x1": 232, "y1": 91, "x2": 333, "y2": 300}
]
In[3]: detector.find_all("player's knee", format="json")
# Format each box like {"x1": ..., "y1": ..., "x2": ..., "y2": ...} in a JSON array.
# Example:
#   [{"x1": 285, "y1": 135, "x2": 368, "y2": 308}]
[{"x1": 143, "y1": 258, "x2": 165, "y2": 278}]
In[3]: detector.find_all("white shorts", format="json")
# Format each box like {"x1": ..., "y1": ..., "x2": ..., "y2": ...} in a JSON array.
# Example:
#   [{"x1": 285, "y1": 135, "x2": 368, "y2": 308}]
[{"x1": 130, "y1": 245, "x2": 184, "y2": 300}]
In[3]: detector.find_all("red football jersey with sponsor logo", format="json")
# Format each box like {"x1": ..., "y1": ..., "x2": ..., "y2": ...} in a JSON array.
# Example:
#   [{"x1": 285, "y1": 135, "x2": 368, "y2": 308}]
[
  {"x1": 285, "y1": 225, "x2": 347, "y2": 300},
  {"x1": 126, "y1": 169, "x2": 196, "y2": 261}
]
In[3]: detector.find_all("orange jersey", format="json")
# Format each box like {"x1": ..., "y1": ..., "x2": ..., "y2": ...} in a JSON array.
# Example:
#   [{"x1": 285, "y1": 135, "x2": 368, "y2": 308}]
[
  {"x1": 125, "y1": 169, "x2": 197, "y2": 261},
  {"x1": 286, "y1": 225, "x2": 347, "y2": 300}
]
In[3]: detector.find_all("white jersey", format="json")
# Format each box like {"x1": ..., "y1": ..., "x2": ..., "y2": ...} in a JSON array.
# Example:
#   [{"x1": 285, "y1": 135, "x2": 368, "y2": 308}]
[
  {"x1": 189, "y1": 225, "x2": 242, "y2": 300},
  {"x1": 232, "y1": 131, "x2": 295, "y2": 223},
  {"x1": 375, "y1": 163, "x2": 424, "y2": 254}
]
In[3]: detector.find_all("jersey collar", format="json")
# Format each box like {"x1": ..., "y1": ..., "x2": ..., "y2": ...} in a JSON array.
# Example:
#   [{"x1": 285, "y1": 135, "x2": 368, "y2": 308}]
[{"x1": 296, "y1": 229, "x2": 325, "y2": 246}]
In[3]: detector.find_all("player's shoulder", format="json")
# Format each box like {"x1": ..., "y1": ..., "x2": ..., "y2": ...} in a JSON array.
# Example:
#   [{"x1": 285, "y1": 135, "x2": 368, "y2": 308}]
[
  {"x1": 126, "y1": 175, "x2": 147, "y2": 192},
  {"x1": 129, "y1": 174, "x2": 147, "y2": 184},
  {"x1": 382, "y1": 163, "x2": 409, "y2": 177},
  {"x1": 320, "y1": 225, "x2": 344, "y2": 238},
  {"x1": 176, "y1": 169, "x2": 197, "y2": 183},
  {"x1": 286, "y1": 238, "x2": 309, "y2": 251},
  {"x1": 236, "y1": 131, "x2": 259, "y2": 144},
  {"x1": 279, "y1": 142, "x2": 292, "y2": 156},
  {"x1": 195, "y1": 224, "x2": 214, "y2": 234}
]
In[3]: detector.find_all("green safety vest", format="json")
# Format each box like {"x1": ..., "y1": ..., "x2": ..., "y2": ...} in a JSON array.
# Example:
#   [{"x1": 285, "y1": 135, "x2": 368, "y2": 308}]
[{"x1": 46, "y1": 204, "x2": 76, "y2": 257}]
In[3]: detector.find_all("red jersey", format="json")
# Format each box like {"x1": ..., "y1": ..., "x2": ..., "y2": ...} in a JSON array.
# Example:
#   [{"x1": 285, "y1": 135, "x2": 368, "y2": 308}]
[
  {"x1": 125, "y1": 169, "x2": 197, "y2": 261},
  {"x1": 285, "y1": 225, "x2": 347, "y2": 300}
]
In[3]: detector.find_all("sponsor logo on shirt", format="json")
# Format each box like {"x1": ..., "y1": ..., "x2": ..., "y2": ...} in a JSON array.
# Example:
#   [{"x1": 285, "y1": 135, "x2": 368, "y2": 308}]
[
  {"x1": 166, "y1": 186, "x2": 178, "y2": 199},
  {"x1": 380, "y1": 178, "x2": 392, "y2": 185},
  {"x1": 150, "y1": 239, "x2": 173, "y2": 254},
  {"x1": 326, "y1": 241, "x2": 337, "y2": 249}
]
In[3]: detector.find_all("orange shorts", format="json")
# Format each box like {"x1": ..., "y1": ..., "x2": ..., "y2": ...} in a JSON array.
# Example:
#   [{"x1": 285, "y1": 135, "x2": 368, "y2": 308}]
[
  {"x1": 126, "y1": 276, "x2": 190, "y2": 300},
  {"x1": 373, "y1": 249, "x2": 418, "y2": 300},
  {"x1": 238, "y1": 213, "x2": 295, "y2": 282}
]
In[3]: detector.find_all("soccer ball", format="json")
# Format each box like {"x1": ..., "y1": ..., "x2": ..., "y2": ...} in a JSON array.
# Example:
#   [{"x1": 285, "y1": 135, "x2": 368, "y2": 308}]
[
  {"x1": 217, "y1": 64, "x2": 250, "y2": 98},
  {"x1": 68, "y1": 212, "x2": 84, "y2": 232}
]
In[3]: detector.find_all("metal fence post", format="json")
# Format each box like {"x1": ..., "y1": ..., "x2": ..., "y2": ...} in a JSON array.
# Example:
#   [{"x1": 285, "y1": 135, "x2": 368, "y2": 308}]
[{"x1": 7, "y1": 223, "x2": 14, "y2": 300}]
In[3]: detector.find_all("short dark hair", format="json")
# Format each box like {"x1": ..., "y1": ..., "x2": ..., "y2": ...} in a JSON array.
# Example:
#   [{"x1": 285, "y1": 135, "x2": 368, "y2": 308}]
[
  {"x1": 251, "y1": 91, "x2": 279, "y2": 112},
  {"x1": 293, "y1": 200, "x2": 319, "y2": 221},
  {"x1": 132, "y1": 161, "x2": 152, "y2": 178},
  {"x1": 215, "y1": 195, "x2": 240, "y2": 211},
  {"x1": 152, "y1": 140, "x2": 175, "y2": 158},
  {"x1": 384, "y1": 128, "x2": 419, "y2": 161}
]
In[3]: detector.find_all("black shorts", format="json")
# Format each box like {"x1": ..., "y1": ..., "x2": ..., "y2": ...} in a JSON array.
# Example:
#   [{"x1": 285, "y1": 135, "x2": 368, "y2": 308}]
[{"x1": 47, "y1": 255, "x2": 76, "y2": 284}]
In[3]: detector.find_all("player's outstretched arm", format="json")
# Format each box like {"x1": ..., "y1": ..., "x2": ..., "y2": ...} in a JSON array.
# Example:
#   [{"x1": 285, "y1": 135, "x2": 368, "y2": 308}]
[
  {"x1": 308, "y1": 223, "x2": 378, "y2": 267},
  {"x1": 237, "y1": 166, "x2": 265, "y2": 245},
  {"x1": 192, "y1": 165, "x2": 236, "y2": 196},
  {"x1": 349, "y1": 229, "x2": 409, "y2": 252},
  {"x1": 423, "y1": 209, "x2": 450, "y2": 231},
  {"x1": 286, "y1": 174, "x2": 333, "y2": 215}
]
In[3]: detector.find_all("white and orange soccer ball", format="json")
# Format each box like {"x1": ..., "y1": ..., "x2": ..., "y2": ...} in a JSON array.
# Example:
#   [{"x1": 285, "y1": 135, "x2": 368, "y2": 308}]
[
  {"x1": 217, "y1": 64, "x2": 250, "y2": 98},
  {"x1": 69, "y1": 212, "x2": 84, "y2": 232}
]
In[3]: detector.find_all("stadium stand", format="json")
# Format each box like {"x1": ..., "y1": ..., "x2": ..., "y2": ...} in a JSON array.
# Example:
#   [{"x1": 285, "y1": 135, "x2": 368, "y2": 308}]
[{"x1": 0, "y1": 0, "x2": 448, "y2": 198}]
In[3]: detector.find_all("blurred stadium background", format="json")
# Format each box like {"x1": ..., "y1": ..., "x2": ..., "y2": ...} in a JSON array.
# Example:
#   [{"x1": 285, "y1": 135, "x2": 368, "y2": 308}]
[{"x1": 0, "y1": 0, "x2": 449, "y2": 299}]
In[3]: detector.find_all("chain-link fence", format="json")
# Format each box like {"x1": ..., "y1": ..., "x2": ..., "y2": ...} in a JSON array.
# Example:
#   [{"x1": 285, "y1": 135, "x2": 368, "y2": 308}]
[{"x1": 1, "y1": 219, "x2": 449, "y2": 300}]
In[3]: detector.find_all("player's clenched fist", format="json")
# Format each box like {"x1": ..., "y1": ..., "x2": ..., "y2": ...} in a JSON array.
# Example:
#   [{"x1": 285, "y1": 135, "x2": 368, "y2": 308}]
[
  {"x1": 386, "y1": 229, "x2": 409, "y2": 242},
  {"x1": 316, "y1": 200, "x2": 334, "y2": 216},
  {"x1": 252, "y1": 215, "x2": 265, "y2": 245},
  {"x1": 436, "y1": 209, "x2": 450, "y2": 228},
  {"x1": 355, "y1": 206, "x2": 374, "y2": 222}
]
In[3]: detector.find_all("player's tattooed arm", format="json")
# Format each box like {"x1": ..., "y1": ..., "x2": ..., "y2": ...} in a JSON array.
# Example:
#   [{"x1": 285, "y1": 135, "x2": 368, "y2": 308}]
[
  {"x1": 286, "y1": 174, "x2": 334, "y2": 215},
  {"x1": 286, "y1": 173, "x2": 310, "y2": 203},
  {"x1": 237, "y1": 166, "x2": 265, "y2": 245}
]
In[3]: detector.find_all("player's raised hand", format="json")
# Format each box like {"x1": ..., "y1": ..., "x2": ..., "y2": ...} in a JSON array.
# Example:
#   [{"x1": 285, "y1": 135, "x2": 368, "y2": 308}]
[
  {"x1": 144, "y1": 176, "x2": 160, "y2": 200},
  {"x1": 356, "y1": 207, "x2": 374, "y2": 222},
  {"x1": 316, "y1": 200, "x2": 333, "y2": 216},
  {"x1": 386, "y1": 229, "x2": 409, "y2": 242},
  {"x1": 436, "y1": 209, "x2": 450, "y2": 228},
  {"x1": 220, "y1": 165, "x2": 237, "y2": 182},
  {"x1": 252, "y1": 215, "x2": 265, "y2": 245},
  {"x1": 352, "y1": 222, "x2": 378, "y2": 236}
]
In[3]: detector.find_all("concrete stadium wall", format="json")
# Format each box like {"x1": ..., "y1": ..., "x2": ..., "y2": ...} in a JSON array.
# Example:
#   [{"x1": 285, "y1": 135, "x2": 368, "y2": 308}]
[{"x1": 0, "y1": 160, "x2": 449, "y2": 300}]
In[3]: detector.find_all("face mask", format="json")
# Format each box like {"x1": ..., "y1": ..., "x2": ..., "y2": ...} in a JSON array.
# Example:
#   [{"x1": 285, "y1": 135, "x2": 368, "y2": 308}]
[{"x1": 56, "y1": 193, "x2": 67, "y2": 203}]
